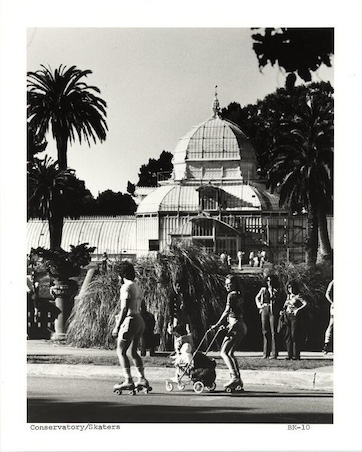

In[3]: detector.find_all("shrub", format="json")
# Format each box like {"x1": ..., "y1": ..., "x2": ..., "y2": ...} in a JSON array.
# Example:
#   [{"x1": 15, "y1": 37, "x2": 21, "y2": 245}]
[
  {"x1": 66, "y1": 242, "x2": 228, "y2": 349},
  {"x1": 66, "y1": 269, "x2": 120, "y2": 348},
  {"x1": 29, "y1": 243, "x2": 96, "y2": 278},
  {"x1": 66, "y1": 244, "x2": 332, "y2": 351}
]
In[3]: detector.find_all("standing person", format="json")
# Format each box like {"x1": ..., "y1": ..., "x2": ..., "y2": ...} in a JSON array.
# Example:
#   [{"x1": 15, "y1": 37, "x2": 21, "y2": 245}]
[
  {"x1": 323, "y1": 280, "x2": 334, "y2": 354},
  {"x1": 237, "y1": 250, "x2": 244, "y2": 269},
  {"x1": 249, "y1": 251, "x2": 255, "y2": 266},
  {"x1": 259, "y1": 249, "x2": 267, "y2": 268},
  {"x1": 211, "y1": 274, "x2": 247, "y2": 390},
  {"x1": 226, "y1": 253, "x2": 232, "y2": 269},
  {"x1": 168, "y1": 280, "x2": 193, "y2": 353},
  {"x1": 101, "y1": 252, "x2": 110, "y2": 272},
  {"x1": 27, "y1": 272, "x2": 39, "y2": 338},
  {"x1": 112, "y1": 261, "x2": 150, "y2": 392},
  {"x1": 255, "y1": 275, "x2": 279, "y2": 359},
  {"x1": 282, "y1": 280, "x2": 307, "y2": 360},
  {"x1": 140, "y1": 301, "x2": 156, "y2": 356},
  {"x1": 220, "y1": 251, "x2": 227, "y2": 266}
]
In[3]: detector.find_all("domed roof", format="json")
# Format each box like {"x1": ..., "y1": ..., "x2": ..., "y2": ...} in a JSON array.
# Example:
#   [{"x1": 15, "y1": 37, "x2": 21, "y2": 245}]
[{"x1": 172, "y1": 92, "x2": 257, "y2": 183}]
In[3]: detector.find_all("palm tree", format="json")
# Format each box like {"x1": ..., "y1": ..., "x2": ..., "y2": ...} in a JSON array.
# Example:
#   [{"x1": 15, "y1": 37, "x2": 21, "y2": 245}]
[
  {"x1": 267, "y1": 94, "x2": 333, "y2": 265},
  {"x1": 28, "y1": 156, "x2": 84, "y2": 249},
  {"x1": 27, "y1": 65, "x2": 107, "y2": 170},
  {"x1": 27, "y1": 123, "x2": 48, "y2": 163}
]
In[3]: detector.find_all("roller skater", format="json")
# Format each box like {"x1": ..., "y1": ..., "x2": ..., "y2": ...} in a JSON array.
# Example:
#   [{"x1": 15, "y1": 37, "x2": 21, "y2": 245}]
[
  {"x1": 112, "y1": 261, "x2": 151, "y2": 396},
  {"x1": 135, "y1": 377, "x2": 153, "y2": 394},
  {"x1": 211, "y1": 274, "x2": 247, "y2": 392},
  {"x1": 113, "y1": 381, "x2": 136, "y2": 396},
  {"x1": 223, "y1": 371, "x2": 244, "y2": 393}
]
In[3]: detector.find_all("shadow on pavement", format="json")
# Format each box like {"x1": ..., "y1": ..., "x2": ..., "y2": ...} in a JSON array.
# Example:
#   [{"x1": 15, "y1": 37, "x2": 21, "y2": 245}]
[{"x1": 27, "y1": 396, "x2": 333, "y2": 424}]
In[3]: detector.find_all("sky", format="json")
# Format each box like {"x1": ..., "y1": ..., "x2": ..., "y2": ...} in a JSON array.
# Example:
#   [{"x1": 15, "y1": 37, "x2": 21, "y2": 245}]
[{"x1": 27, "y1": 27, "x2": 334, "y2": 196}]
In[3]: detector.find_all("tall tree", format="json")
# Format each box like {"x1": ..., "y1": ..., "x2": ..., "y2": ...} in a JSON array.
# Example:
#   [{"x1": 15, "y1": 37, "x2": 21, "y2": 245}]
[
  {"x1": 221, "y1": 82, "x2": 334, "y2": 179},
  {"x1": 27, "y1": 65, "x2": 108, "y2": 170},
  {"x1": 267, "y1": 94, "x2": 333, "y2": 264},
  {"x1": 27, "y1": 123, "x2": 47, "y2": 163},
  {"x1": 251, "y1": 28, "x2": 334, "y2": 89},
  {"x1": 28, "y1": 156, "x2": 86, "y2": 249},
  {"x1": 95, "y1": 190, "x2": 137, "y2": 216},
  {"x1": 137, "y1": 150, "x2": 173, "y2": 186}
]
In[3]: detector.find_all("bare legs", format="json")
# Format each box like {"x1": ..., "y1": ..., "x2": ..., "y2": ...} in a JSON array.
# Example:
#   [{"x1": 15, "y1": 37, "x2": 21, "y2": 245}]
[{"x1": 220, "y1": 322, "x2": 247, "y2": 385}]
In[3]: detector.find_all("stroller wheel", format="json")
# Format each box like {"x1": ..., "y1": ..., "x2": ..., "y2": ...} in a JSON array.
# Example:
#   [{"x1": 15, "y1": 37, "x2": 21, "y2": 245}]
[
  {"x1": 165, "y1": 381, "x2": 174, "y2": 392},
  {"x1": 206, "y1": 382, "x2": 216, "y2": 392},
  {"x1": 193, "y1": 381, "x2": 205, "y2": 394},
  {"x1": 177, "y1": 382, "x2": 185, "y2": 390}
]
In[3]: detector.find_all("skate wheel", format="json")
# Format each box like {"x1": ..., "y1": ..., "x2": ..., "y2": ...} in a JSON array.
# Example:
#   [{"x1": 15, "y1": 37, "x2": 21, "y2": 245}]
[
  {"x1": 193, "y1": 381, "x2": 205, "y2": 394},
  {"x1": 225, "y1": 387, "x2": 232, "y2": 393},
  {"x1": 146, "y1": 386, "x2": 153, "y2": 393},
  {"x1": 165, "y1": 381, "x2": 174, "y2": 392},
  {"x1": 235, "y1": 385, "x2": 244, "y2": 392},
  {"x1": 177, "y1": 382, "x2": 185, "y2": 390},
  {"x1": 129, "y1": 390, "x2": 136, "y2": 395},
  {"x1": 114, "y1": 389, "x2": 122, "y2": 395},
  {"x1": 206, "y1": 382, "x2": 216, "y2": 392}
]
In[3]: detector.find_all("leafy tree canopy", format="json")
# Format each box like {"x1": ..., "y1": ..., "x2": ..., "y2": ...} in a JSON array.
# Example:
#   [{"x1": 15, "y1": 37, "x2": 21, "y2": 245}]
[
  {"x1": 251, "y1": 28, "x2": 334, "y2": 88},
  {"x1": 27, "y1": 124, "x2": 47, "y2": 162},
  {"x1": 27, "y1": 65, "x2": 108, "y2": 169},
  {"x1": 93, "y1": 190, "x2": 137, "y2": 216},
  {"x1": 221, "y1": 81, "x2": 334, "y2": 177},
  {"x1": 137, "y1": 150, "x2": 173, "y2": 187}
]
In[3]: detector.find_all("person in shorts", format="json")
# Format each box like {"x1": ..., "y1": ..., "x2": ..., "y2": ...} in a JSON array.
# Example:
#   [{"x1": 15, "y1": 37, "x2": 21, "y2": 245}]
[
  {"x1": 112, "y1": 261, "x2": 150, "y2": 391},
  {"x1": 211, "y1": 274, "x2": 247, "y2": 389}
]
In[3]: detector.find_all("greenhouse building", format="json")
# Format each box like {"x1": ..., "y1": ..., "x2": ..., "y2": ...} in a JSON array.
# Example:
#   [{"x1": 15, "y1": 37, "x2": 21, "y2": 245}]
[{"x1": 27, "y1": 91, "x2": 333, "y2": 264}]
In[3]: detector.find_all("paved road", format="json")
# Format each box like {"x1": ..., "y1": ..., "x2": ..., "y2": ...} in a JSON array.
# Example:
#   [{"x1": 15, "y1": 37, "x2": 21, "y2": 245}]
[{"x1": 28, "y1": 376, "x2": 333, "y2": 424}]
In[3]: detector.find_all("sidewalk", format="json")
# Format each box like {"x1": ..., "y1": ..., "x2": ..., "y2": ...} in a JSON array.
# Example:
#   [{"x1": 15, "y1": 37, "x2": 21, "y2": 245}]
[{"x1": 27, "y1": 340, "x2": 333, "y2": 391}]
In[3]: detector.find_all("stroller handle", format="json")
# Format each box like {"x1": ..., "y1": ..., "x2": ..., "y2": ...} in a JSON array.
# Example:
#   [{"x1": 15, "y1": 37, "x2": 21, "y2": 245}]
[{"x1": 201, "y1": 325, "x2": 225, "y2": 354}]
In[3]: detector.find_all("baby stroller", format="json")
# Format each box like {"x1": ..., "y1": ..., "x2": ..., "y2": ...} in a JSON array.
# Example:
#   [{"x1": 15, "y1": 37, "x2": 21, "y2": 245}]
[{"x1": 165, "y1": 326, "x2": 224, "y2": 394}]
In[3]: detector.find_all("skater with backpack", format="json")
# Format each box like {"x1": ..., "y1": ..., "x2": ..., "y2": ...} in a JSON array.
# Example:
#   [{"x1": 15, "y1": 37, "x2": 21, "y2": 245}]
[
  {"x1": 211, "y1": 274, "x2": 247, "y2": 392},
  {"x1": 112, "y1": 261, "x2": 151, "y2": 395}
]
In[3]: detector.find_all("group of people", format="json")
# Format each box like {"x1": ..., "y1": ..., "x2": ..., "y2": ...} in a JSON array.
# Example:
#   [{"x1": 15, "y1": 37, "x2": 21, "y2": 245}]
[
  {"x1": 219, "y1": 252, "x2": 232, "y2": 269},
  {"x1": 255, "y1": 276, "x2": 307, "y2": 360},
  {"x1": 111, "y1": 261, "x2": 333, "y2": 392},
  {"x1": 249, "y1": 250, "x2": 267, "y2": 268},
  {"x1": 111, "y1": 262, "x2": 247, "y2": 392},
  {"x1": 220, "y1": 249, "x2": 268, "y2": 270},
  {"x1": 255, "y1": 276, "x2": 334, "y2": 360}
]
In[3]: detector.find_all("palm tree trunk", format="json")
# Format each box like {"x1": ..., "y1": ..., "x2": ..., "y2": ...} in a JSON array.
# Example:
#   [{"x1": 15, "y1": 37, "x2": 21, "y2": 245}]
[
  {"x1": 317, "y1": 206, "x2": 332, "y2": 261},
  {"x1": 49, "y1": 212, "x2": 64, "y2": 249},
  {"x1": 305, "y1": 206, "x2": 318, "y2": 266},
  {"x1": 56, "y1": 134, "x2": 68, "y2": 170}
]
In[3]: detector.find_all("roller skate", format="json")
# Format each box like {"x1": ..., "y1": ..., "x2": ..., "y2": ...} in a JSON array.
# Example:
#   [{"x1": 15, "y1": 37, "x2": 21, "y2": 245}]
[
  {"x1": 224, "y1": 374, "x2": 244, "y2": 393},
  {"x1": 113, "y1": 380, "x2": 136, "y2": 396},
  {"x1": 135, "y1": 377, "x2": 153, "y2": 394}
]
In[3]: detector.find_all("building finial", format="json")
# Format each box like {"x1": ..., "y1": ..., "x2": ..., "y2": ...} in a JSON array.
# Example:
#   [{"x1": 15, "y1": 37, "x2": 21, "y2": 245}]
[{"x1": 212, "y1": 85, "x2": 220, "y2": 117}]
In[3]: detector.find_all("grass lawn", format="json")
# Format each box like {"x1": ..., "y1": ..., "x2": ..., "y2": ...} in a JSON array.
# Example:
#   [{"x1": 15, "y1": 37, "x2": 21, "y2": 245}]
[{"x1": 27, "y1": 353, "x2": 333, "y2": 371}]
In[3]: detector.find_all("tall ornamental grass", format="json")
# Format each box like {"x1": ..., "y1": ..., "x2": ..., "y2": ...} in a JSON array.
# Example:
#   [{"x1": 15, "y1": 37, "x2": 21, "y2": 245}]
[
  {"x1": 66, "y1": 242, "x2": 332, "y2": 351},
  {"x1": 66, "y1": 242, "x2": 228, "y2": 349},
  {"x1": 66, "y1": 271, "x2": 121, "y2": 348}
]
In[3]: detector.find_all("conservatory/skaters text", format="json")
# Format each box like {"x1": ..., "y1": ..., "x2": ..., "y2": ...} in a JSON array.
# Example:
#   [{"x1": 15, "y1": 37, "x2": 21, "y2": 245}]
[{"x1": 30, "y1": 423, "x2": 121, "y2": 431}]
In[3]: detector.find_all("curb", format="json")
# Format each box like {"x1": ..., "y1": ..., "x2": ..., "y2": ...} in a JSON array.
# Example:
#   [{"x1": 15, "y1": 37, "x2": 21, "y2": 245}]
[{"x1": 27, "y1": 364, "x2": 333, "y2": 391}]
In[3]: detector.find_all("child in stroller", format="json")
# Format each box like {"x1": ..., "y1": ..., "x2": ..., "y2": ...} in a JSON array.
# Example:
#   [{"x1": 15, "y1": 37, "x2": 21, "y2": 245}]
[
  {"x1": 166, "y1": 326, "x2": 218, "y2": 393},
  {"x1": 170, "y1": 325, "x2": 195, "y2": 381},
  {"x1": 190, "y1": 351, "x2": 216, "y2": 388}
]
